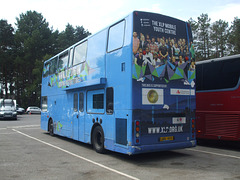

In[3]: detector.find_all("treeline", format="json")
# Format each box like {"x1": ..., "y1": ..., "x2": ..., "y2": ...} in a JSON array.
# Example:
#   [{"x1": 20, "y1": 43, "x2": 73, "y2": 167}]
[
  {"x1": 0, "y1": 11, "x2": 239, "y2": 107},
  {"x1": 0, "y1": 11, "x2": 91, "y2": 108},
  {"x1": 188, "y1": 13, "x2": 240, "y2": 60}
]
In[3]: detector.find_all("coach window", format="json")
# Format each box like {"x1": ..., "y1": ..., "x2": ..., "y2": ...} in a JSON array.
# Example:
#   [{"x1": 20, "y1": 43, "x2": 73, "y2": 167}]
[
  {"x1": 221, "y1": 59, "x2": 240, "y2": 89},
  {"x1": 58, "y1": 51, "x2": 68, "y2": 71},
  {"x1": 73, "y1": 41, "x2": 88, "y2": 66},
  {"x1": 107, "y1": 20, "x2": 125, "y2": 52},
  {"x1": 106, "y1": 87, "x2": 114, "y2": 114}
]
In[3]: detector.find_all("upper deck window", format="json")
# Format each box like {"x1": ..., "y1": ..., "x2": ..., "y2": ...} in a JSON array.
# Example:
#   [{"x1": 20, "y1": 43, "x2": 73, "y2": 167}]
[
  {"x1": 58, "y1": 51, "x2": 68, "y2": 71},
  {"x1": 49, "y1": 57, "x2": 58, "y2": 75},
  {"x1": 107, "y1": 20, "x2": 125, "y2": 52},
  {"x1": 43, "y1": 62, "x2": 50, "y2": 77},
  {"x1": 68, "y1": 48, "x2": 73, "y2": 68},
  {"x1": 73, "y1": 41, "x2": 88, "y2": 66}
]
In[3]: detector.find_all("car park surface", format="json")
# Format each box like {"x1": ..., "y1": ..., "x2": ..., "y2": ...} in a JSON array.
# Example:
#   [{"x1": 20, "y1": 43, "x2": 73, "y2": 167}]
[{"x1": 0, "y1": 115, "x2": 240, "y2": 180}]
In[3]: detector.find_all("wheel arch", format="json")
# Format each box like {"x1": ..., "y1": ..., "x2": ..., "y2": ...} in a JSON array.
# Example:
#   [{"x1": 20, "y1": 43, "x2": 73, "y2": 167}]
[{"x1": 47, "y1": 117, "x2": 53, "y2": 131}]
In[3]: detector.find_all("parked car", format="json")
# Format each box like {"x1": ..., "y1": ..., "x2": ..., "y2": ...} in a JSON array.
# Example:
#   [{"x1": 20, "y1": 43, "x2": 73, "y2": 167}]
[
  {"x1": 16, "y1": 105, "x2": 25, "y2": 115},
  {"x1": 26, "y1": 106, "x2": 41, "y2": 114},
  {"x1": 0, "y1": 99, "x2": 17, "y2": 120}
]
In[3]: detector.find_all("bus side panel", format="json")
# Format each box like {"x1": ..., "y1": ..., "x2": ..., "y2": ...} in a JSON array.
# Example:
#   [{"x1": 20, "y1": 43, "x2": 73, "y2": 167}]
[
  {"x1": 82, "y1": 29, "x2": 108, "y2": 144},
  {"x1": 196, "y1": 90, "x2": 240, "y2": 141},
  {"x1": 104, "y1": 14, "x2": 133, "y2": 154}
]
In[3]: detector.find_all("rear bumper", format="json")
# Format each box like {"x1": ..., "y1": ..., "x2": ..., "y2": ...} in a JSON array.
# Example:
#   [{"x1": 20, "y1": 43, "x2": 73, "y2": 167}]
[
  {"x1": 129, "y1": 140, "x2": 196, "y2": 155},
  {"x1": 0, "y1": 113, "x2": 17, "y2": 120}
]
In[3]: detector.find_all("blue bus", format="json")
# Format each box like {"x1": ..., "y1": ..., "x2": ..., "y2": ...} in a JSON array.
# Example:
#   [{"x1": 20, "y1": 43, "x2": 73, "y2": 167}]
[{"x1": 41, "y1": 11, "x2": 196, "y2": 155}]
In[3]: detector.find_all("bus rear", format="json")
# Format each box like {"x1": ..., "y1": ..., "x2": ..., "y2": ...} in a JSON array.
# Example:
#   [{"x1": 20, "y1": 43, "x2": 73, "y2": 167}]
[{"x1": 130, "y1": 11, "x2": 196, "y2": 154}]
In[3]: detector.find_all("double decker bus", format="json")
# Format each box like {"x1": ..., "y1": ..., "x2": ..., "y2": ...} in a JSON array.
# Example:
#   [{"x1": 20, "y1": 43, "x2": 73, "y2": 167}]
[
  {"x1": 41, "y1": 11, "x2": 196, "y2": 155},
  {"x1": 196, "y1": 54, "x2": 240, "y2": 141}
]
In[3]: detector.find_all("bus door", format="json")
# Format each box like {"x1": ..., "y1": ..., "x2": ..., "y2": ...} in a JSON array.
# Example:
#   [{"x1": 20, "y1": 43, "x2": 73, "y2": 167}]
[
  {"x1": 72, "y1": 92, "x2": 85, "y2": 141},
  {"x1": 78, "y1": 92, "x2": 85, "y2": 142}
]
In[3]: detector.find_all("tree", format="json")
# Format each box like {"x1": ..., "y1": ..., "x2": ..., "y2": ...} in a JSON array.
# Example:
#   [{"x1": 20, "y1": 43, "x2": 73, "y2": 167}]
[
  {"x1": 210, "y1": 20, "x2": 229, "y2": 58},
  {"x1": 228, "y1": 17, "x2": 240, "y2": 54},
  {"x1": 0, "y1": 20, "x2": 15, "y2": 98},
  {"x1": 13, "y1": 11, "x2": 91, "y2": 107},
  {"x1": 75, "y1": 25, "x2": 91, "y2": 41},
  {"x1": 14, "y1": 11, "x2": 56, "y2": 107},
  {"x1": 188, "y1": 18, "x2": 198, "y2": 41},
  {"x1": 57, "y1": 24, "x2": 91, "y2": 52},
  {"x1": 196, "y1": 14, "x2": 211, "y2": 60}
]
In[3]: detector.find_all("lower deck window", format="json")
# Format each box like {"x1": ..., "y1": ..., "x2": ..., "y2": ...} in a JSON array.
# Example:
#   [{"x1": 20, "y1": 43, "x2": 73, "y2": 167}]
[
  {"x1": 87, "y1": 89, "x2": 104, "y2": 114},
  {"x1": 41, "y1": 96, "x2": 48, "y2": 112},
  {"x1": 93, "y1": 94, "x2": 104, "y2": 109}
]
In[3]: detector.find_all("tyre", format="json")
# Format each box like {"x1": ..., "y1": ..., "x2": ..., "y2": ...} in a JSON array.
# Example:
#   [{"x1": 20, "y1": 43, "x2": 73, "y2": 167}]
[
  {"x1": 92, "y1": 126, "x2": 105, "y2": 153},
  {"x1": 48, "y1": 119, "x2": 54, "y2": 136}
]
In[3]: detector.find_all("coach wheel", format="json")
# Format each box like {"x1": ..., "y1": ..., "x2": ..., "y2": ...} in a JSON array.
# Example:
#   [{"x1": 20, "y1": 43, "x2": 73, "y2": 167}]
[
  {"x1": 92, "y1": 126, "x2": 105, "y2": 153},
  {"x1": 48, "y1": 119, "x2": 54, "y2": 136}
]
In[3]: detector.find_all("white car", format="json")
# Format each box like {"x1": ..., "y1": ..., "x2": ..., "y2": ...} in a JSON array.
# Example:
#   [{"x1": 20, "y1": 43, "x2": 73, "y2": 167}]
[{"x1": 26, "y1": 107, "x2": 41, "y2": 114}]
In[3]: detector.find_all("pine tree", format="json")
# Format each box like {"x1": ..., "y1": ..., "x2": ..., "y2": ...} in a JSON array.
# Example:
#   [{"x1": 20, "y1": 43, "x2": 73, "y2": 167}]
[
  {"x1": 228, "y1": 17, "x2": 240, "y2": 54},
  {"x1": 0, "y1": 20, "x2": 15, "y2": 98},
  {"x1": 210, "y1": 20, "x2": 229, "y2": 58}
]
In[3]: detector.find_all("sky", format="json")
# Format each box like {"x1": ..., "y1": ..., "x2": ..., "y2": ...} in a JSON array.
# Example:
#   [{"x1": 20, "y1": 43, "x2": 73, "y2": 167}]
[{"x1": 1, "y1": 0, "x2": 239, "y2": 34}]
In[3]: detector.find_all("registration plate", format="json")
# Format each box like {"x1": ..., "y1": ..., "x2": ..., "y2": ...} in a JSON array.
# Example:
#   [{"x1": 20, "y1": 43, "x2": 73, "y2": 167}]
[{"x1": 159, "y1": 136, "x2": 174, "y2": 141}]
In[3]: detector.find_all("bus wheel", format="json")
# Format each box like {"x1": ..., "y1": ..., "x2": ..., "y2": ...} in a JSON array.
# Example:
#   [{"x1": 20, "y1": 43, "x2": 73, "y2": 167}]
[
  {"x1": 92, "y1": 126, "x2": 105, "y2": 153},
  {"x1": 48, "y1": 119, "x2": 54, "y2": 136}
]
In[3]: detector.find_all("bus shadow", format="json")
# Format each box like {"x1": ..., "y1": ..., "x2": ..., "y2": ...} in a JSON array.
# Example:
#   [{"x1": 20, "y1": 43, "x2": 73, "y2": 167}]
[
  {"x1": 44, "y1": 132, "x2": 191, "y2": 163},
  {"x1": 43, "y1": 132, "x2": 94, "y2": 150},
  {"x1": 107, "y1": 149, "x2": 191, "y2": 165},
  {"x1": 43, "y1": 132, "x2": 199, "y2": 167}
]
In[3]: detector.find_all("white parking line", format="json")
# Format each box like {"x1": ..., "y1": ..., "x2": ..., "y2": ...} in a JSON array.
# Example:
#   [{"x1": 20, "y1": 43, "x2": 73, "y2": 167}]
[
  {"x1": 187, "y1": 148, "x2": 240, "y2": 159},
  {"x1": 12, "y1": 129, "x2": 139, "y2": 180},
  {"x1": 7, "y1": 125, "x2": 40, "y2": 129},
  {"x1": 0, "y1": 132, "x2": 18, "y2": 135}
]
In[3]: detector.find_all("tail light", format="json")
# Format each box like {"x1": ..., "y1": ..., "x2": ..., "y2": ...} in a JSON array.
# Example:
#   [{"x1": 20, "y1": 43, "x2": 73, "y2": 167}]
[
  {"x1": 191, "y1": 119, "x2": 195, "y2": 139},
  {"x1": 135, "y1": 120, "x2": 140, "y2": 144}
]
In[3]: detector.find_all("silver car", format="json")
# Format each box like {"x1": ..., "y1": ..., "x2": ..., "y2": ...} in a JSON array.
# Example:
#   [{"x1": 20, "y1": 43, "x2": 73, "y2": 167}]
[{"x1": 26, "y1": 107, "x2": 41, "y2": 114}]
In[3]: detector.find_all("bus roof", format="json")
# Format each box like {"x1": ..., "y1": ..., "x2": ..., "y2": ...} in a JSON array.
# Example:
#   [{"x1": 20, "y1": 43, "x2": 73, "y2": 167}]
[{"x1": 44, "y1": 11, "x2": 189, "y2": 64}]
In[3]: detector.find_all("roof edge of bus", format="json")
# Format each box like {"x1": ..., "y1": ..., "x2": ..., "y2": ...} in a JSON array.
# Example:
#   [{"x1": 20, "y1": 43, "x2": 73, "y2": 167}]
[
  {"x1": 44, "y1": 11, "x2": 135, "y2": 63},
  {"x1": 196, "y1": 54, "x2": 240, "y2": 65},
  {"x1": 44, "y1": 10, "x2": 189, "y2": 63},
  {"x1": 133, "y1": 10, "x2": 188, "y2": 24}
]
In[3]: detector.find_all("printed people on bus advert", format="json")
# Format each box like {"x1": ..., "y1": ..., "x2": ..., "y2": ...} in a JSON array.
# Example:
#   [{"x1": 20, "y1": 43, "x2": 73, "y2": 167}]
[{"x1": 133, "y1": 32, "x2": 196, "y2": 82}]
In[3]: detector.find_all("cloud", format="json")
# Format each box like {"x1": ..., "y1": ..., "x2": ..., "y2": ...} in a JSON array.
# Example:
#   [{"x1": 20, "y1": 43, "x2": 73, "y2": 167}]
[{"x1": 209, "y1": 3, "x2": 240, "y2": 24}]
